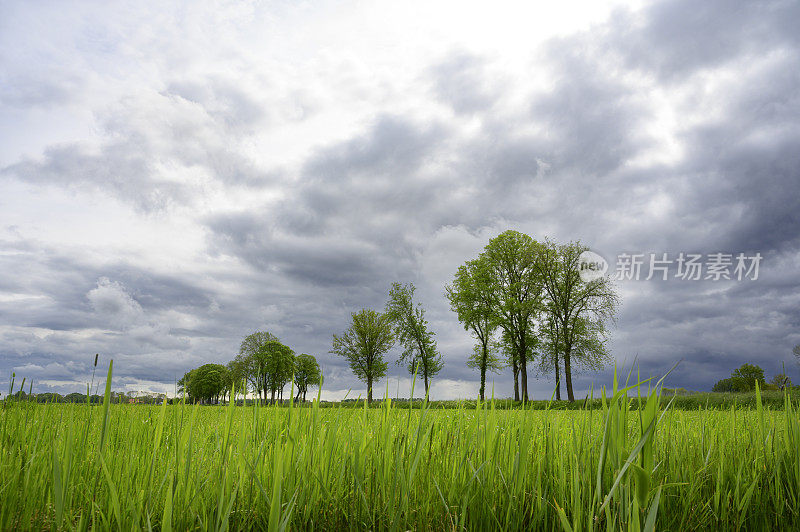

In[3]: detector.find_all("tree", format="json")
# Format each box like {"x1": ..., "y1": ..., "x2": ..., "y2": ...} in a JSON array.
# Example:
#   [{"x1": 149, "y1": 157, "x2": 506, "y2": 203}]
[
  {"x1": 481, "y1": 230, "x2": 544, "y2": 401},
  {"x1": 446, "y1": 257, "x2": 499, "y2": 401},
  {"x1": 466, "y1": 344, "x2": 504, "y2": 393},
  {"x1": 770, "y1": 373, "x2": 792, "y2": 391},
  {"x1": 260, "y1": 341, "x2": 295, "y2": 403},
  {"x1": 294, "y1": 354, "x2": 322, "y2": 402},
  {"x1": 237, "y1": 331, "x2": 280, "y2": 403},
  {"x1": 731, "y1": 363, "x2": 765, "y2": 392},
  {"x1": 534, "y1": 240, "x2": 618, "y2": 402},
  {"x1": 540, "y1": 314, "x2": 563, "y2": 400},
  {"x1": 226, "y1": 358, "x2": 247, "y2": 403},
  {"x1": 177, "y1": 369, "x2": 195, "y2": 397},
  {"x1": 186, "y1": 364, "x2": 227, "y2": 404},
  {"x1": 385, "y1": 282, "x2": 443, "y2": 397},
  {"x1": 331, "y1": 309, "x2": 394, "y2": 403},
  {"x1": 712, "y1": 378, "x2": 736, "y2": 393}
]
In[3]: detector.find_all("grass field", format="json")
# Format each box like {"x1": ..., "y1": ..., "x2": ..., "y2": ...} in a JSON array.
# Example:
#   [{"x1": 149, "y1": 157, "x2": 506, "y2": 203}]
[{"x1": 2, "y1": 368, "x2": 799, "y2": 530}]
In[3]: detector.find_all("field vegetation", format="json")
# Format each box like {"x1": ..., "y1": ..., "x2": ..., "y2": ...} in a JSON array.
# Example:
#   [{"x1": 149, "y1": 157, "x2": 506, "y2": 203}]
[{"x1": 2, "y1": 363, "x2": 799, "y2": 531}]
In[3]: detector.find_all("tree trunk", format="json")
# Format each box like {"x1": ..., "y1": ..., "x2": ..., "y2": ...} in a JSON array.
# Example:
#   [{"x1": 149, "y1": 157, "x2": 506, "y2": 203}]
[
  {"x1": 367, "y1": 377, "x2": 373, "y2": 403},
  {"x1": 555, "y1": 354, "x2": 561, "y2": 401},
  {"x1": 564, "y1": 346, "x2": 575, "y2": 402},
  {"x1": 479, "y1": 342, "x2": 488, "y2": 401},
  {"x1": 424, "y1": 372, "x2": 429, "y2": 400},
  {"x1": 520, "y1": 350, "x2": 528, "y2": 402},
  {"x1": 303, "y1": 390, "x2": 307, "y2": 402},
  {"x1": 512, "y1": 356, "x2": 519, "y2": 401}
]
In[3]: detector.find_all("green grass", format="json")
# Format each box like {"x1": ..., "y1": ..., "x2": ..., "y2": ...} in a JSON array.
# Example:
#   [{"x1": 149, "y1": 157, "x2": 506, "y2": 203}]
[
  {"x1": 1, "y1": 370, "x2": 799, "y2": 530},
  {"x1": 334, "y1": 389, "x2": 800, "y2": 411}
]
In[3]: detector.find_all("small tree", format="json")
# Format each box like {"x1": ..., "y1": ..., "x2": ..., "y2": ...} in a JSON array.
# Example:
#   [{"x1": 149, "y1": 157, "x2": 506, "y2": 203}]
[
  {"x1": 385, "y1": 282, "x2": 443, "y2": 398},
  {"x1": 712, "y1": 378, "x2": 736, "y2": 393},
  {"x1": 731, "y1": 363, "x2": 765, "y2": 392},
  {"x1": 770, "y1": 373, "x2": 792, "y2": 391},
  {"x1": 331, "y1": 309, "x2": 394, "y2": 403},
  {"x1": 294, "y1": 354, "x2": 322, "y2": 402}
]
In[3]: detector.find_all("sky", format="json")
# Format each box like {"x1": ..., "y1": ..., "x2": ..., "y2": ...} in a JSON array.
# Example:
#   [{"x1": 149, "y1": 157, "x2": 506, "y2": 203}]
[{"x1": 1, "y1": 0, "x2": 799, "y2": 400}]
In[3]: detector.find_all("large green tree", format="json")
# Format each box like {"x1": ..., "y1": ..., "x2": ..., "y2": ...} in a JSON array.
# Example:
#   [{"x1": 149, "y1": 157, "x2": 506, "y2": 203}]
[
  {"x1": 331, "y1": 308, "x2": 394, "y2": 403},
  {"x1": 293, "y1": 354, "x2": 322, "y2": 402},
  {"x1": 186, "y1": 363, "x2": 227, "y2": 404},
  {"x1": 446, "y1": 257, "x2": 499, "y2": 401},
  {"x1": 481, "y1": 230, "x2": 544, "y2": 401},
  {"x1": 731, "y1": 363, "x2": 766, "y2": 392},
  {"x1": 713, "y1": 363, "x2": 767, "y2": 392},
  {"x1": 534, "y1": 240, "x2": 618, "y2": 402},
  {"x1": 236, "y1": 331, "x2": 280, "y2": 402},
  {"x1": 385, "y1": 282, "x2": 443, "y2": 397}
]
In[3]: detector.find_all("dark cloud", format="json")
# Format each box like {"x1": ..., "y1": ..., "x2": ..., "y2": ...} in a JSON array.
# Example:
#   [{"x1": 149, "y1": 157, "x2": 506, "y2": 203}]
[
  {"x1": 2, "y1": 0, "x2": 800, "y2": 398},
  {"x1": 609, "y1": 0, "x2": 800, "y2": 80}
]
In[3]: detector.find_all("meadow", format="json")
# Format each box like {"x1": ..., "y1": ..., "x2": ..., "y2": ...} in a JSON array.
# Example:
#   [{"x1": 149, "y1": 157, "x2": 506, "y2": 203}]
[{"x1": 2, "y1": 369, "x2": 799, "y2": 531}]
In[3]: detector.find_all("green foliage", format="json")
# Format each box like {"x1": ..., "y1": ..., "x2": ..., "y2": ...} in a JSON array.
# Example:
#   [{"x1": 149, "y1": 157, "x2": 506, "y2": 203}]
[
  {"x1": 534, "y1": 239, "x2": 618, "y2": 401},
  {"x1": 713, "y1": 378, "x2": 737, "y2": 393},
  {"x1": 186, "y1": 364, "x2": 228, "y2": 404},
  {"x1": 466, "y1": 343, "x2": 503, "y2": 376},
  {"x1": 293, "y1": 354, "x2": 322, "y2": 401},
  {"x1": 446, "y1": 257, "x2": 498, "y2": 400},
  {"x1": 236, "y1": 331, "x2": 280, "y2": 401},
  {"x1": 258, "y1": 341, "x2": 295, "y2": 403},
  {"x1": 331, "y1": 308, "x2": 394, "y2": 402},
  {"x1": 385, "y1": 282, "x2": 443, "y2": 396},
  {"x1": 479, "y1": 230, "x2": 544, "y2": 401},
  {"x1": 731, "y1": 363, "x2": 766, "y2": 391},
  {"x1": 715, "y1": 363, "x2": 768, "y2": 393}
]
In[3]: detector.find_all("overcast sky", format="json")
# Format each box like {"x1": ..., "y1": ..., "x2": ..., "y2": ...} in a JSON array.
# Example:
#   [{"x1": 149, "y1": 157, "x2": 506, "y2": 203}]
[{"x1": 1, "y1": 0, "x2": 799, "y2": 400}]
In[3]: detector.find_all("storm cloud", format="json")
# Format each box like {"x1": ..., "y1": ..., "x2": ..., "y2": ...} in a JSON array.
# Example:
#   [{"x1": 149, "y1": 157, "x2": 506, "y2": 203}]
[{"x1": 1, "y1": 0, "x2": 799, "y2": 398}]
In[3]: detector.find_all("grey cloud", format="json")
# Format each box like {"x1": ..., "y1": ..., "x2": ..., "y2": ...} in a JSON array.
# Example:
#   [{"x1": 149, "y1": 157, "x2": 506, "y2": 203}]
[
  {"x1": 430, "y1": 52, "x2": 499, "y2": 114},
  {"x1": 609, "y1": 0, "x2": 800, "y2": 80},
  {"x1": 3, "y1": 143, "x2": 190, "y2": 212}
]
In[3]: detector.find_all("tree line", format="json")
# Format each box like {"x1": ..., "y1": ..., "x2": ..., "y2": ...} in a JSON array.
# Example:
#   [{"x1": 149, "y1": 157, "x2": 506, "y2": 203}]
[
  {"x1": 712, "y1": 362, "x2": 794, "y2": 392},
  {"x1": 179, "y1": 333, "x2": 321, "y2": 404},
  {"x1": 332, "y1": 230, "x2": 618, "y2": 402}
]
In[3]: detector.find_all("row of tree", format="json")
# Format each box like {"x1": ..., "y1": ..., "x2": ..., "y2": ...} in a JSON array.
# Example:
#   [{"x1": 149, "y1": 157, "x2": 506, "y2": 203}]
[
  {"x1": 446, "y1": 231, "x2": 618, "y2": 402},
  {"x1": 331, "y1": 230, "x2": 618, "y2": 402},
  {"x1": 712, "y1": 363, "x2": 794, "y2": 392},
  {"x1": 179, "y1": 334, "x2": 322, "y2": 404},
  {"x1": 331, "y1": 282, "x2": 443, "y2": 402}
]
